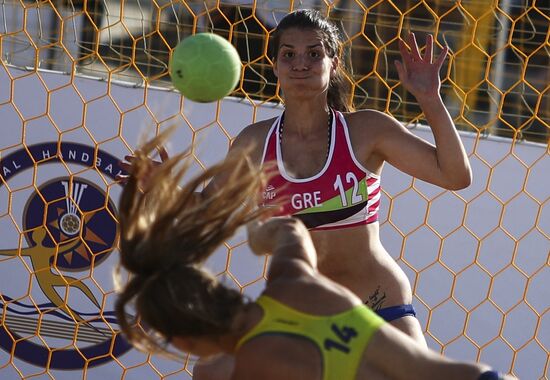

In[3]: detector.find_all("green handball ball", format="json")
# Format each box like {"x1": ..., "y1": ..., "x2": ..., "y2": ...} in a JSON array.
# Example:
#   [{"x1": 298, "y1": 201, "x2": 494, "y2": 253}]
[{"x1": 170, "y1": 33, "x2": 241, "y2": 102}]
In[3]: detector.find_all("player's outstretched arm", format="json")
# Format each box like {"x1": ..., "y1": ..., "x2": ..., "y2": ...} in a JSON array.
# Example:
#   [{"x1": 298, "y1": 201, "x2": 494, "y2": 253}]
[
  {"x1": 369, "y1": 32, "x2": 471, "y2": 190},
  {"x1": 365, "y1": 322, "x2": 517, "y2": 380},
  {"x1": 247, "y1": 217, "x2": 318, "y2": 281}
]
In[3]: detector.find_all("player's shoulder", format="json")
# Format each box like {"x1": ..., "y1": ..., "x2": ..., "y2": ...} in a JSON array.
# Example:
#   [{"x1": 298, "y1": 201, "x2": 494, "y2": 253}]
[
  {"x1": 344, "y1": 108, "x2": 398, "y2": 127},
  {"x1": 229, "y1": 116, "x2": 279, "y2": 163},
  {"x1": 233, "y1": 330, "x2": 316, "y2": 380},
  {"x1": 236, "y1": 117, "x2": 278, "y2": 142},
  {"x1": 232, "y1": 341, "x2": 281, "y2": 380},
  {"x1": 343, "y1": 109, "x2": 403, "y2": 142}
]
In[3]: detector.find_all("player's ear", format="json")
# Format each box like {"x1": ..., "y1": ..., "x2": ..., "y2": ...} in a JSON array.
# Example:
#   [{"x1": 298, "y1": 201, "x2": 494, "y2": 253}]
[
  {"x1": 273, "y1": 59, "x2": 279, "y2": 78},
  {"x1": 331, "y1": 56, "x2": 339, "y2": 76}
]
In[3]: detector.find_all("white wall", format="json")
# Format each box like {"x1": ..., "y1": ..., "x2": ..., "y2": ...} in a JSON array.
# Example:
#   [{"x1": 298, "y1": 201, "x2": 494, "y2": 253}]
[{"x1": 0, "y1": 67, "x2": 548, "y2": 379}]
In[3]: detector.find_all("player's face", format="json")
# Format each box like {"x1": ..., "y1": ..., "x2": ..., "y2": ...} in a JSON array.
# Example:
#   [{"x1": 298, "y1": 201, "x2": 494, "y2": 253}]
[{"x1": 273, "y1": 28, "x2": 337, "y2": 98}]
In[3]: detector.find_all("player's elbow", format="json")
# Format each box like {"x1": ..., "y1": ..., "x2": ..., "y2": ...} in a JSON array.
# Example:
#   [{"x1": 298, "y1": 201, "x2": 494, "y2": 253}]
[
  {"x1": 444, "y1": 166, "x2": 472, "y2": 190},
  {"x1": 450, "y1": 172, "x2": 472, "y2": 190}
]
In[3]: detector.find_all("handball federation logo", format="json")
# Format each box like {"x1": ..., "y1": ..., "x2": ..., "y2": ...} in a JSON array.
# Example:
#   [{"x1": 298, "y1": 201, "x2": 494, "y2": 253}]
[{"x1": 0, "y1": 142, "x2": 131, "y2": 369}]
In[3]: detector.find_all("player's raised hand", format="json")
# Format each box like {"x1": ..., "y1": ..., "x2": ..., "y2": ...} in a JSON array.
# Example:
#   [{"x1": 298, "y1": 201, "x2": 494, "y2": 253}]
[
  {"x1": 117, "y1": 145, "x2": 170, "y2": 187},
  {"x1": 247, "y1": 216, "x2": 295, "y2": 256},
  {"x1": 395, "y1": 32, "x2": 448, "y2": 101}
]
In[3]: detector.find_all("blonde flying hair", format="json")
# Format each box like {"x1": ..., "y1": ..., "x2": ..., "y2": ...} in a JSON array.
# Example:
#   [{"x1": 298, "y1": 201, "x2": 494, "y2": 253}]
[{"x1": 114, "y1": 129, "x2": 267, "y2": 354}]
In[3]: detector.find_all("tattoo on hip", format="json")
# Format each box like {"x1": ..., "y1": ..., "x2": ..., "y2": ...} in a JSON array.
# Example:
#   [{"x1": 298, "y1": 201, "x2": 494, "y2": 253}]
[{"x1": 365, "y1": 285, "x2": 386, "y2": 310}]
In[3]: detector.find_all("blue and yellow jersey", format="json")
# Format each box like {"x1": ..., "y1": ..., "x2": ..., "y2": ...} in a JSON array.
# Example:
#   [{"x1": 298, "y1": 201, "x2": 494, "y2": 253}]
[{"x1": 236, "y1": 295, "x2": 385, "y2": 380}]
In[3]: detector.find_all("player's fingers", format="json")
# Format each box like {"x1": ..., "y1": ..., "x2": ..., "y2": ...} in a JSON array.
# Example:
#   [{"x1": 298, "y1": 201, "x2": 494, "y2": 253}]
[
  {"x1": 394, "y1": 60, "x2": 405, "y2": 81},
  {"x1": 119, "y1": 161, "x2": 132, "y2": 171},
  {"x1": 115, "y1": 174, "x2": 129, "y2": 183},
  {"x1": 398, "y1": 39, "x2": 412, "y2": 65},
  {"x1": 157, "y1": 146, "x2": 170, "y2": 162},
  {"x1": 246, "y1": 219, "x2": 263, "y2": 234},
  {"x1": 423, "y1": 34, "x2": 433, "y2": 63},
  {"x1": 246, "y1": 219, "x2": 268, "y2": 254},
  {"x1": 408, "y1": 32, "x2": 422, "y2": 61},
  {"x1": 247, "y1": 216, "x2": 295, "y2": 254},
  {"x1": 434, "y1": 45, "x2": 449, "y2": 69}
]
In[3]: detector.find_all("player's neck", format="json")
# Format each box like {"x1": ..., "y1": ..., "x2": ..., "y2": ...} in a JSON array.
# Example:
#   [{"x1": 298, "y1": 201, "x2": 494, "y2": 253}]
[
  {"x1": 283, "y1": 99, "x2": 331, "y2": 138},
  {"x1": 224, "y1": 304, "x2": 261, "y2": 353}
]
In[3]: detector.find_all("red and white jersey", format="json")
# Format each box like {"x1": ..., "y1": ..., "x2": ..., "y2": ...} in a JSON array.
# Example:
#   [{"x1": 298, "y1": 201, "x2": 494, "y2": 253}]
[{"x1": 261, "y1": 109, "x2": 381, "y2": 231}]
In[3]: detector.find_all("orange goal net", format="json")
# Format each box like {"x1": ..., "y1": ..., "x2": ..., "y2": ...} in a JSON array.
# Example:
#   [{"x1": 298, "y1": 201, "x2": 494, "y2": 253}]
[{"x1": 0, "y1": 0, "x2": 548, "y2": 379}]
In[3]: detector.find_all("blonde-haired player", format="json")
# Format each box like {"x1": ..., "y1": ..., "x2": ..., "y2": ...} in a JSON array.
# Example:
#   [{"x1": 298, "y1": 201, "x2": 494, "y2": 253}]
[{"x1": 115, "y1": 134, "x2": 513, "y2": 380}]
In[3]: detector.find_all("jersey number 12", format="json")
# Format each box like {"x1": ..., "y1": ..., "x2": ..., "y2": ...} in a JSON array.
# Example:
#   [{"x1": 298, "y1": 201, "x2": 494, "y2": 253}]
[{"x1": 333, "y1": 173, "x2": 363, "y2": 207}]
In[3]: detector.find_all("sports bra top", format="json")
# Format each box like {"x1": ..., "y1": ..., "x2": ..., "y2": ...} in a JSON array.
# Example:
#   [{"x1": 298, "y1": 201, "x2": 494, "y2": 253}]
[
  {"x1": 260, "y1": 109, "x2": 381, "y2": 230},
  {"x1": 236, "y1": 295, "x2": 385, "y2": 380}
]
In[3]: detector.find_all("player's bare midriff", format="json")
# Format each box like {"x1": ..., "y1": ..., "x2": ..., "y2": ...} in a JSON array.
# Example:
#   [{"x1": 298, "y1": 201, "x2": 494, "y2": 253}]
[
  {"x1": 311, "y1": 222, "x2": 412, "y2": 309},
  {"x1": 237, "y1": 120, "x2": 410, "y2": 311}
]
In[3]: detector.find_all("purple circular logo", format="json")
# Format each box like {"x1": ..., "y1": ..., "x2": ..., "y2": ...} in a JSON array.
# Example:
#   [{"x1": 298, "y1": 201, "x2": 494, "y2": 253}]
[
  {"x1": 23, "y1": 178, "x2": 118, "y2": 271},
  {"x1": 0, "y1": 142, "x2": 132, "y2": 369}
]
